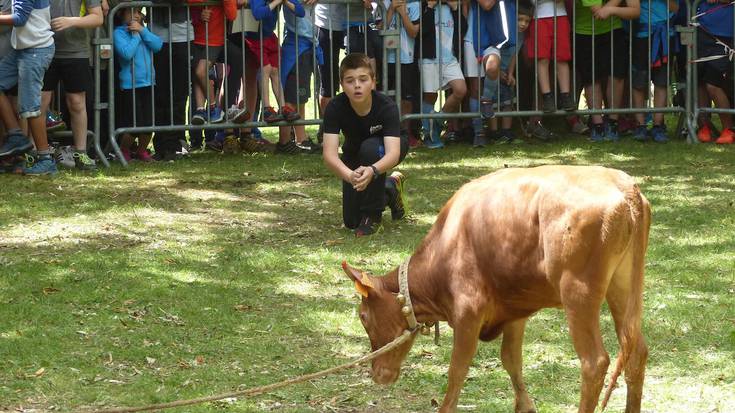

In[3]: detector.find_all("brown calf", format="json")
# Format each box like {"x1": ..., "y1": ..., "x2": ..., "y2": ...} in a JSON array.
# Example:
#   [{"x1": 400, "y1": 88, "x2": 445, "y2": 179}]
[{"x1": 344, "y1": 165, "x2": 651, "y2": 413}]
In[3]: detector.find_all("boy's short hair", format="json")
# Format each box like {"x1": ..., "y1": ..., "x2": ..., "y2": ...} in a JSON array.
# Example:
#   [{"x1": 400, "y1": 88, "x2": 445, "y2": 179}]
[
  {"x1": 339, "y1": 53, "x2": 375, "y2": 82},
  {"x1": 517, "y1": 0, "x2": 534, "y2": 18}
]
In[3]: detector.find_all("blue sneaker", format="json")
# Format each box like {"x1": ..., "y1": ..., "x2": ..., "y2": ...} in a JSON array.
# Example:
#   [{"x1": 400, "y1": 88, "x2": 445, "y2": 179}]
[
  {"x1": 632, "y1": 125, "x2": 649, "y2": 142},
  {"x1": 0, "y1": 133, "x2": 33, "y2": 157},
  {"x1": 209, "y1": 106, "x2": 225, "y2": 123},
  {"x1": 605, "y1": 121, "x2": 620, "y2": 142},
  {"x1": 423, "y1": 133, "x2": 444, "y2": 149},
  {"x1": 589, "y1": 124, "x2": 605, "y2": 142},
  {"x1": 191, "y1": 108, "x2": 207, "y2": 125},
  {"x1": 650, "y1": 125, "x2": 669, "y2": 143},
  {"x1": 23, "y1": 154, "x2": 57, "y2": 176}
]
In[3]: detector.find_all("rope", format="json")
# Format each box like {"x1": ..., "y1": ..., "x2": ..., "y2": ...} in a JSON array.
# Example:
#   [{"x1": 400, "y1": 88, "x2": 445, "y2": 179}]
[{"x1": 83, "y1": 329, "x2": 418, "y2": 413}]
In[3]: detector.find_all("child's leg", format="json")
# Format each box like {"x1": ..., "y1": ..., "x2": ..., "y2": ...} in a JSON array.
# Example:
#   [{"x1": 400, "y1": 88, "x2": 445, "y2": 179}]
[
  {"x1": 193, "y1": 59, "x2": 210, "y2": 109},
  {"x1": 260, "y1": 65, "x2": 272, "y2": 108},
  {"x1": 443, "y1": 78, "x2": 467, "y2": 113},
  {"x1": 120, "y1": 133, "x2": 134, "y2": 150},
  {"x1": 422, "y1": 92, "x2": 438, "y2": 137},
  {"x1": 294, "y1": 104, "x2": 307, "y2": 141},
  {"x1": 484, "y1": 53, "x2": 501, "y2": 81},
  {"x1": 652, "y1": 84, "x2": 667, "y2": 126},
  {"x1": 586, "y1": 82, "x2": 604, "y2": 125},
  {"x1": 537, "y1": 59, "x2": 551, "y2": 94},
  {"x1": 66, "y1": 91, "x2": 88, "y2": 151},
  {"x1": 706, "y1": 83, "x2": 733, "y2": 129},
  {"x1": 605, "y1": 76, "x2": 625, "y2": 121},
  {"x1": 556, "y1": 61, "x2": 571, "y2": 94},
  {"x1": 269, "y1": 68, "x2": 285, "y2": 108},
  {"x1": 501, "y1": 106, "x2": 513, "y2": 130},
  {"x1": 632, "y1": 87, "x2": 646, "y2": 125}
]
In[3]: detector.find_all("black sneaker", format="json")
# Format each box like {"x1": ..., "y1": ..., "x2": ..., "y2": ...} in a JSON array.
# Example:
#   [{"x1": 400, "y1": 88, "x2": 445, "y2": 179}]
[
  {"x1": 275, "y1": 139, "x2": 308, "y2": 154},
  {"x1": 355, "y1": 215, "x2": 383, "y2": 237},
  {"x1": 542, "y1": 93, "x2": 555, "y2": 113},
  {"x1": 385, "y1": 171, "x2": 407, "y2": 220},
  {"x1": 296, "y1": 137, "x2": 322, "y2": 153},
  {"x1": 559, "y1": 93, "x2": 576, "y2": 111}
]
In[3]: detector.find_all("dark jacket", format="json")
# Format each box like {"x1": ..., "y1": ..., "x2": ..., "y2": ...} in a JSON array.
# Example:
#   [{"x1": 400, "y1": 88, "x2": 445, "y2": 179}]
[
  {"x1": 418, "y1": 3, "x2": 466, "y2": 61},
  {"x1": 151, "y1": 0, "x2": 188, "y2": 28}
]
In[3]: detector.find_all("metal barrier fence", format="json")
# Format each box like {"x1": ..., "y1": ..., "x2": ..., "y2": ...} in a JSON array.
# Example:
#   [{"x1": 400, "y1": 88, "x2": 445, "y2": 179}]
[{"x1": 88, "y1": 0, "x2": 734, "y2": 167}]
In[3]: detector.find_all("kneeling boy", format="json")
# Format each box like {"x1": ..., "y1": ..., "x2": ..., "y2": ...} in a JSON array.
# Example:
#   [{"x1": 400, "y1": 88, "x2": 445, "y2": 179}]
[{"x1": 322, "y1": 53, "x2": 408, "y2": 237}]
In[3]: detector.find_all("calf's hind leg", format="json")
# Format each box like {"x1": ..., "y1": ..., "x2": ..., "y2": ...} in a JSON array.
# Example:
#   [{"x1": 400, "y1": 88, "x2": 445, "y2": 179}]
[{"x1": 501, "y1": 318, "x2": 537, "y2": 413}]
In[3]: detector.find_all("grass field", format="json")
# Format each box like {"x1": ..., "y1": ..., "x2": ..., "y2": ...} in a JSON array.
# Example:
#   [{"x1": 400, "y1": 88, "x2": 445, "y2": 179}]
[{"x1": 0, "y1": 131, "x2": 733, "y2": 413}]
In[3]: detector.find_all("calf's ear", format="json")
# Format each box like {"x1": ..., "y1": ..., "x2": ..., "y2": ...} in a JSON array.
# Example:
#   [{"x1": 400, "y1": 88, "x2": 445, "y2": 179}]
[{"x1": 342, "y1": 261, "x2": 374, "y2": 298}]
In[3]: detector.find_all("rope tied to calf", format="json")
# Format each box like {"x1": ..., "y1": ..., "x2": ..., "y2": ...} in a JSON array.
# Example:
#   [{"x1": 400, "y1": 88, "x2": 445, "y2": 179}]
[{"x1": 85, "y1": 328, "x2": 419, "y2": 413}]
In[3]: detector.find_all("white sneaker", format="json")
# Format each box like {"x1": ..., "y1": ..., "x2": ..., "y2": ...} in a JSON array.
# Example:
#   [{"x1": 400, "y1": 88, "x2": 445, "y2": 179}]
[{"x1": 54, "y1": 145, "x2": 76, "y2": 168}]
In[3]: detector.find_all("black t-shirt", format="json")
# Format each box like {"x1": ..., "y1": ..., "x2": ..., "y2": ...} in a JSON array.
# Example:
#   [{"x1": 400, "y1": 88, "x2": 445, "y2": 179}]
[{"x1": 323, "y1": 90, "x2": 401, "y2": 166}]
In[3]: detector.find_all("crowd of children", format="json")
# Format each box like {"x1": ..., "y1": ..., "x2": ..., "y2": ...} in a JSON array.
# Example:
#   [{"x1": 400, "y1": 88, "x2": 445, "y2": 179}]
[{"x1": 0, "y1": 0, "x2": 733, "y2": 176}]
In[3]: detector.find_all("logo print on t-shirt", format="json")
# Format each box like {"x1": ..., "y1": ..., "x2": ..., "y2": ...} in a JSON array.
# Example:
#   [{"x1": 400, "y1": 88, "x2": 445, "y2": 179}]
[{"x1": 369, "y1": 125, "x2": 383, "y2": 135}]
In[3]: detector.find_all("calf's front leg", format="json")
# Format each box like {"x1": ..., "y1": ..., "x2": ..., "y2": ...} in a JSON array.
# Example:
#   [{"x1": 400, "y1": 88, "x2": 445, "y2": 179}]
[
  {"x1": 501, "y1": 318, "x2": 537, "y2": 413},
  {"x1": 439, "y1": 318, "x2": 482, "y2": 413}
]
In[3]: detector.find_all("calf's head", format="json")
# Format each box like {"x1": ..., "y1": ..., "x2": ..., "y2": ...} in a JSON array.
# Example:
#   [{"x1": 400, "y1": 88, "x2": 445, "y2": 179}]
[{"x1": 343, "y1": 261, "x2": 417, "y2": 384}]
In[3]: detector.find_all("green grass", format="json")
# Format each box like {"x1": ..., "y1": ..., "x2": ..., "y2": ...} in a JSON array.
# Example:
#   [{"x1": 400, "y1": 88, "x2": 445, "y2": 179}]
[{"x1": 1, "y1": 131, "x2": 733, "y2": 413}]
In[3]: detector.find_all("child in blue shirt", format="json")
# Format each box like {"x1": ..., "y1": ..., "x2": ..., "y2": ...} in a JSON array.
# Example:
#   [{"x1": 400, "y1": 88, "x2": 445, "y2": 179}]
[
  {"x1": 630, "y1": 0, "x2": 679, "y2": 143},
  {"x1": 113, "y1": 5, "x2": 162, "y2": 162},
  {"x1": 0, "y1": 0, "x2": 57, "y2": 175}
]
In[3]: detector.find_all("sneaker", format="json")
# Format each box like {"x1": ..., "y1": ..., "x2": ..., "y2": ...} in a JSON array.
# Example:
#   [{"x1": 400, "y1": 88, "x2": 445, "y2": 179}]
[
  {"x1": 385, "y1": 171, "x2": 407, "y2": 221},
  {"x1": 191, "y1": 108, "x2": 207, "y2": 125},
  {"x1": 480, "y1": 98, "x2": 495, "y2": 119},
  {"x1": 227, "y1": 103, "x2": 250, "y2": 124},
  {"x1": 495, "y1": 128, "x2": 515, "y2": 144},
  {"x1": 605, "y1": 120, "x2": 620, "y2": 142},
  {"x1": 73, "y1": 151, "x2": 97, "y2": 170},
  {"x1": 589, "y1": 124, "x2": 606, "y2": 142},
  {"x1": 715, "y1": 128, "x2": 735, "y2": 144},
  {"x1": 650, "y1": 125, "x2": 669, "y2": 143},
  {"x1": 263, "y1": 106, "x2": 284, "y2": 123},
  {"x1": 472, "y1": 132, "x2": 488, "y2": 148},
  {"x1": 542, "y1": 93, "x2": 555, "y2": 113},
  {"x1": 423, "y1": 133, "x2": 444, "y2": 149},
  {"x1": 526, "y1": 121, "x2": 554, "y2": 141},
  {"x1": 617, "y1": 116, "x2": 637, "y2": 136},
  {"x1": 23, "y1": 154, "x2": 57, "y2": 176},
  {"x1": 54, "y1": 145, "x2": 76, "y2": 168},
  {"x1": 570, "y1": 118, "x2": 590, "y2": 135},
  {"x1": 559, "y1": 93, "x2": 576, "y2": 111},
  {"x1": 46, "y1": 110, "x2": 67, "y2": 132},
  {"x1": 296, "y1": 137, "x2": 322, "y2": 153},
  {"x1": 632, "y1": 125, "x2": 649, "y2": 142},
  {"x1": 354, "y1": 215, "x2": 383, "y2": 237},
  {"x1": 275, "y1": 139, "x2": 308, "y2": 154},
  {"x1": 0, "y1": 133, "x2": 33, "y2": 157},
  {"x1": 281, "y1": 105, "x2": 301, "y2": 122},
  {"x1": 205, "y1": 140, "x2": 223, "y2": 152},
  {"x1": 442, "y1": 130, "x2": 460, "y2": 145},
  {"x1": 239, "y1": 133, "x2": 275, "y2": 153},
  {"x1": 223, "y1": 135, "x2": 240, "y2": 154},
  {"x1": 697, "y1": 123, "x2": 713, "y2": 143},
  {"x1": 209, "y1": 106, "x2": 225, "y2": 123},
  {"x1": 408, "y1": 134, "x2": 422, "y2": 149},
  {"x1": 136, "y1": 148, "x2": 155, "y2": 162},
  {"x1": 120, "y1": 147, "x2": 133, "y2": 162}
]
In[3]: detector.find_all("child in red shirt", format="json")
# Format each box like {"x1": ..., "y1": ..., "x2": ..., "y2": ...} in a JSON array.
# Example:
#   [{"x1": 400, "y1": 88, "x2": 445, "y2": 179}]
[{"x1": 188, "y1": 0, "x2": 237, "y2": 124}]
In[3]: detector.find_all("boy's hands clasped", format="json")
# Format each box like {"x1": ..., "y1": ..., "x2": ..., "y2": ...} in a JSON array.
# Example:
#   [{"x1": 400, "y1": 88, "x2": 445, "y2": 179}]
[{"x1": 351, "y1": 166, "x2": 375, "y2": 192}]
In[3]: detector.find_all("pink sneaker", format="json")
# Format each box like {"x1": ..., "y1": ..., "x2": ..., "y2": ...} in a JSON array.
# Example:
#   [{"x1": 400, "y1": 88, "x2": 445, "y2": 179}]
[
  {"x1": 120, "y1": 147, "x2": 133, "y2": 163},
  {"x1": 136, "y1": 149, "x2": 155, "y2": 162}
]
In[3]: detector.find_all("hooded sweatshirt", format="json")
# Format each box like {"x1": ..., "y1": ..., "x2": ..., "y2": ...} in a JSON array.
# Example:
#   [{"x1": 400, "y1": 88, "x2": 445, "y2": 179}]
[{"x1": 114, "y1": 23, "x2": 163, "y2": 89}]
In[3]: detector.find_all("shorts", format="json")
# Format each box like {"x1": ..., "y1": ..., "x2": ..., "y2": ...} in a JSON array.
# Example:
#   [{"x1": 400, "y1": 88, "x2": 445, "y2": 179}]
[
  {"x1": 697, "y1": 30, "x2": 733, "y2": 92},
  {"x1": 463, "y1": 41, "x2": 485, "y2": 78},
  {"x1": 0, "y1": 45, "x2": 55, "y2": 118},
  {"x1": 420, "y1": 59, "x2": 464, "y2": 92},
  {"x1": 117, "y1": 86, "x2": 153, "y2": 128},
  {"x1": 318, "y1": 26, "x2": 345, "y2": 97},
  {"x1": 525, "y1": 16, "x2": 572, "y2": 61},
  {"x1": 284, "y1": 50, "x2": 314, "y2": 105},
  {"x1": 575, "y1": 28, "x2": 628, "y2": 86},
  {"x1": 346, "y1": 25, "x2": 382, "y2": 59},
  {"x1": 631, "y1": 37, "x2": 671, "y2": 89},
  {"x1": 243, "y1": 33, "x2": 280, "y2": 68},
  {"x1": 387, "y1": 62, "x2": 419, "y2": 100},
  {"x1": 192, "y1": 43, "x2": 224, "y2": 65},
  {"x1": 42, "y1": 58, "x2": 92, "y2": 93}
]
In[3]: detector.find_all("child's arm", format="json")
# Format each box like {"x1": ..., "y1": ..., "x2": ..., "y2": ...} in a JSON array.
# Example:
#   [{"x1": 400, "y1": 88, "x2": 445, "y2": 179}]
[
  {"x1": 140, "y1": 26, "x2": 164, "y2": 53},
  {"x1": 385, "y1": 0, "x2": 396, "y2": 29},
  {"x1": 593, "y1": 0, "x2": 640, "y2": 20},
  {"x1": 395, "y1": 0, "x2": 418, "y2": 38},
  {"x1": 50, "y1": 5, "x2": 103, "y2": 32},
  {"x1": 505, "y1": 53, "x2": 517, "y2": 86},
  {"x1": 251, "y1": 0, "x2": 281, "y2": 20},
  {"x1": 224, "y1": 0, "x2": 238, "y2": 20},
  {"x1": 114, "y1": 27, "x2": 141, "y2": 62},
  {"x1": 283, "y1": 0, "x2": 305, "y2": 18},
  {"x1": 1, "y1": 0, "x2": 33, "y2": 26}
]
